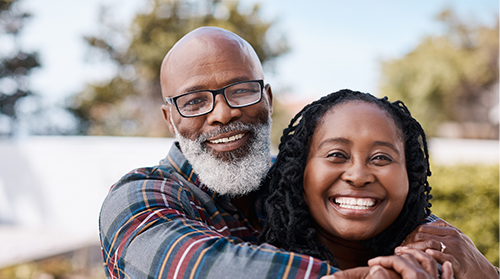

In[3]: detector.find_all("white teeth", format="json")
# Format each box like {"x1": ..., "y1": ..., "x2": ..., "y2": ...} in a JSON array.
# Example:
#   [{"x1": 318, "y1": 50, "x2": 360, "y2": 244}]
[
  {"x1": 209, "y1": 133, "x2": 244, "y2": 144},
  {"x1": 335, "y1": 197, "x2": 375, "y2": 209}
]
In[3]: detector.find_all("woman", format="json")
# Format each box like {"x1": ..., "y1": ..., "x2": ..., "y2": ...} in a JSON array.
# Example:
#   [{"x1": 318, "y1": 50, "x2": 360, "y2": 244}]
[{"x1": 259, "y1": 89, "x2": 453, "y2": 278}]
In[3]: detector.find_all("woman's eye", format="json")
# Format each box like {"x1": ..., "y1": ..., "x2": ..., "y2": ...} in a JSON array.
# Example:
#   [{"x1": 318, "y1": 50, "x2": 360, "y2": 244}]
[
  {"x1": 372, "y1": 155, "x2": 392, "y2": 165},
  {"x1": 327, "y1": 152, "x2": 347, "y2": 161}
]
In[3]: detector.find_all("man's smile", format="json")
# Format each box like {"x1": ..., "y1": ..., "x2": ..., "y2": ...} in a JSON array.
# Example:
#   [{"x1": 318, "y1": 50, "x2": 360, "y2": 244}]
[
  {"x1": 205, "y1": 131, "x2": 250, "y2": 153},
  {"x1": 208, "y1": 133, "x2": 245, "y2": 144}
]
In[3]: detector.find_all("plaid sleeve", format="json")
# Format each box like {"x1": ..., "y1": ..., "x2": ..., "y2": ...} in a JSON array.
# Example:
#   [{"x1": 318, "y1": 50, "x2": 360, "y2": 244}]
[{"x1": 99, "y1": 167, "x2": 337, "y2": 279}]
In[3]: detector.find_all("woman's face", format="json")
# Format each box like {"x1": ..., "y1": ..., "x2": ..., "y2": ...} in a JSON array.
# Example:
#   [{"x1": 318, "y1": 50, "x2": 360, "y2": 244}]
[{"x1": 303, "y1": 101, "x2": 408, "y2": 242}]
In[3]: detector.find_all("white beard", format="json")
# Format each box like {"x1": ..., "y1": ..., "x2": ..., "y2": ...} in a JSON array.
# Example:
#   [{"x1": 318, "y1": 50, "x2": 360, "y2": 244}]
[{"x1": 173, "y1": 120, "x2": 271, "y2": 197}]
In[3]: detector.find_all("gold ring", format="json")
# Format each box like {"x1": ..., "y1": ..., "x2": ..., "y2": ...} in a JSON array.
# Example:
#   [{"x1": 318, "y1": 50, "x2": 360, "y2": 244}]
[{"x1": 440, "y1": 241, "x2": 447, "y2": 253}]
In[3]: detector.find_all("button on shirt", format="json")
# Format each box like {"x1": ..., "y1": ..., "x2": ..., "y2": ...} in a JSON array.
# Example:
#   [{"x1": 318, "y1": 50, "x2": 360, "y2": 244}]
[{"x1": 99, "y1": 142, "x2": 336, "y2": 278}]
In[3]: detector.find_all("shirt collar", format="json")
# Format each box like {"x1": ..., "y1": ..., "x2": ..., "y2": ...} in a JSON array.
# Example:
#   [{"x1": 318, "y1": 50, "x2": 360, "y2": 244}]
[{"x1": 161, "y1": 141, "x2": 217, "y2": 198}]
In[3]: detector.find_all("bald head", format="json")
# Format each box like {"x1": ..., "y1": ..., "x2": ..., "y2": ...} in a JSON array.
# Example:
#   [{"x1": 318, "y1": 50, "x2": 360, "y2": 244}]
[{"x1": 160, "y1": 27, "x2": 264, "y2": 99}]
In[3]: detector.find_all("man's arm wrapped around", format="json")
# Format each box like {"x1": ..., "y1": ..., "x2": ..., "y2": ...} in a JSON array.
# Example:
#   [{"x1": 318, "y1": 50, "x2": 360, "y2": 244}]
[{"x1": 99, "y1": 166, "x2": 336, "y2": 279}]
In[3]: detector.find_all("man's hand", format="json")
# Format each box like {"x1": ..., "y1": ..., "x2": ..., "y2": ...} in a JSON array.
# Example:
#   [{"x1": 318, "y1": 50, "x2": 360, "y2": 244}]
[
  {"x1": 400, "y1": 219, "x2": 497, "y2": 279},
  {"x1": 321, "y1": 248, "x2": 453, "y2": 279}
]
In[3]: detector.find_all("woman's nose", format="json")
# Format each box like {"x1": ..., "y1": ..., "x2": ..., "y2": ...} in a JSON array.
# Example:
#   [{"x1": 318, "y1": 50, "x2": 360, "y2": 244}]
[{"x1": 340, "y1": 161, "x2": 375, "y2": 187}]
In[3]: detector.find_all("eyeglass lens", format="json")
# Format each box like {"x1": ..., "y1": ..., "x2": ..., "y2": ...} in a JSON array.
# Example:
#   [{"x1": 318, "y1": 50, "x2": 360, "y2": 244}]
[{"x1": 175, "y1": 81, "x2": 261, "y2": 116}]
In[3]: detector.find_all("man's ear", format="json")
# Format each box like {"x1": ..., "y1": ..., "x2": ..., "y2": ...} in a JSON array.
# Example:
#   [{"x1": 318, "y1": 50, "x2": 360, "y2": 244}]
[
  {"x1": 161, "y1": 104, "x2": 176, "y2": 134},
  {"x1": 264, "y1": 84, "x2": 273, "y2": 115}
]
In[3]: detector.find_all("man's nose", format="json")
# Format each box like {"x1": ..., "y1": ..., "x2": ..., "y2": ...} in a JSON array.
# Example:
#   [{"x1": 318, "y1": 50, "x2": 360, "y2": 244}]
[
  {"x1": 340, "y1": 161, "x2": 375, "y2": 187},
  {"x1": 206, "y1": 94, "x2": 242, "y2": 125}
]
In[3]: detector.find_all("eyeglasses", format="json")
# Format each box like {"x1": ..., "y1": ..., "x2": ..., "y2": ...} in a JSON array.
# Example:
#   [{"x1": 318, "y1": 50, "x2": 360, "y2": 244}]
[{"x1": 165, "y1": 80, "x2": 264, "y2": 118}]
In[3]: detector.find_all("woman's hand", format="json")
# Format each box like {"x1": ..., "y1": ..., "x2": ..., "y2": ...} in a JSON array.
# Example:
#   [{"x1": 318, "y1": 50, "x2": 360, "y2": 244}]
[
  {"x1": 322, "y1": 266, "x2": 401, "y2": 279},
  {"x1": 400, "y1": 219, "x2": 497, "y2": 279},
  {"x1": 368, "y1": 248, "x2": 453, "y2": 279},
  {"x1": 322, "y1": 248, "x2": 453, "y2": 279}
]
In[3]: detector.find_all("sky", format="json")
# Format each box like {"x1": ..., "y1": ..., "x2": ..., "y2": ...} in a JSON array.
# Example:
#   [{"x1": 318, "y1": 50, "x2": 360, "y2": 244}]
[{"x1": 8, "y1": 0, "x2": 500, "y2": 122}]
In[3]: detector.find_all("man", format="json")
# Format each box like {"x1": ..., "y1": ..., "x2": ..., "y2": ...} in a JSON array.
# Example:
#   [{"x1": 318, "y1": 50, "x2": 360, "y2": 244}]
[
  {"x1": 99, "y1": 27, "x2": 497, "y2": 278},
  {"x1": 100, "y1": 26, "x2": 335, "y2": 278}
]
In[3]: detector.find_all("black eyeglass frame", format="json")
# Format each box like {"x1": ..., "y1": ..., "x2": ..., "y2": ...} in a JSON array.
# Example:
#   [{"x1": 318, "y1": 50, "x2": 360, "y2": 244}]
[{"x1": 165, "y1": 79, "x2": 264, "y2": 118}]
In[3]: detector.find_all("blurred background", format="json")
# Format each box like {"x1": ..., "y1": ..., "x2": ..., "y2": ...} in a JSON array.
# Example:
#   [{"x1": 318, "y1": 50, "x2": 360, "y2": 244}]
[{"x1": 0, "y1": 0, "x2": 498, "y2": 278}]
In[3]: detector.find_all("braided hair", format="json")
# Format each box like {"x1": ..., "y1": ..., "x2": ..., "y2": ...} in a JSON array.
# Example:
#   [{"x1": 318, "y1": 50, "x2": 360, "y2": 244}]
[{"x1": 258, "y1": 89, "x2": 432, "y2": 267}]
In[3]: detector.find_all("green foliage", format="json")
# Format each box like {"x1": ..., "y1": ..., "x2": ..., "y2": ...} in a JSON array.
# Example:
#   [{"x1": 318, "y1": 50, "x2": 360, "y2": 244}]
[
  {"x1": 379, "y1": 8, "x2": 498, "y2": 137},
  {"x1": 429, "y1": 164, "x2": 499, "y2": 266},
  {"x1": 67, "y1": 0, "x2": 289, "y2": 136},
  {"x1": 0, "y1": 0, "x2": 41, "y2": 137}
]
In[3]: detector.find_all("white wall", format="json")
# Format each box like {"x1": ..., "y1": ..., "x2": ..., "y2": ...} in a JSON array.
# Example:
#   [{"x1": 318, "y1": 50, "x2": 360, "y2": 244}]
[
  {"x1": 428, "y1": 138, "x2": 499, "y2": 165},
  {"x1": 0, "y1": 136, "x2": 174, "y2": 267}
]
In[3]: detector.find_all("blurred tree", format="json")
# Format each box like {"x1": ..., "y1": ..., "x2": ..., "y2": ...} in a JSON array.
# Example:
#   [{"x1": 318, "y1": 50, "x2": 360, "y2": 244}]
[
  {"x1": 0, "y1": 0, "x2": 40, "y2": 137},
  {"x1": 270, "y1": 98, "x2": 293, "y2": 149},
  {"x1": 379, "y1": 8, "x2": 498, "y2": 139},
  {"x1": 66, "y1": 0, "x2": 289, "y2": 137}
]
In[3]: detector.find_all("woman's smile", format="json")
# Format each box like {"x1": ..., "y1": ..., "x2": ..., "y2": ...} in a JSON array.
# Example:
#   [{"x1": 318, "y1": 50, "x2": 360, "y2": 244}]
[
  {"x1": 331, "y1": 196, "x2": 377, "y2": 212},
  {"x1": 329, "y1": 191, "x2": 383, "y2": 218}
]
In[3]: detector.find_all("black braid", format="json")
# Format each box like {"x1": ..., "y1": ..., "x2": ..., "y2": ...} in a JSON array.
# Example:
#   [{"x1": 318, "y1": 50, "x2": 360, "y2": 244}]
[{"x1": 258, "y1": 89, "x2": 432, "y2": 267}]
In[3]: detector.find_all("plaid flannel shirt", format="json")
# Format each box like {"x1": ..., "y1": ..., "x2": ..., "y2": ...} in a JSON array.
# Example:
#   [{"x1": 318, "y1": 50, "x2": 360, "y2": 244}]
[{"x1": 99, "y1": 142, "x2": 336, "y2": 278}]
